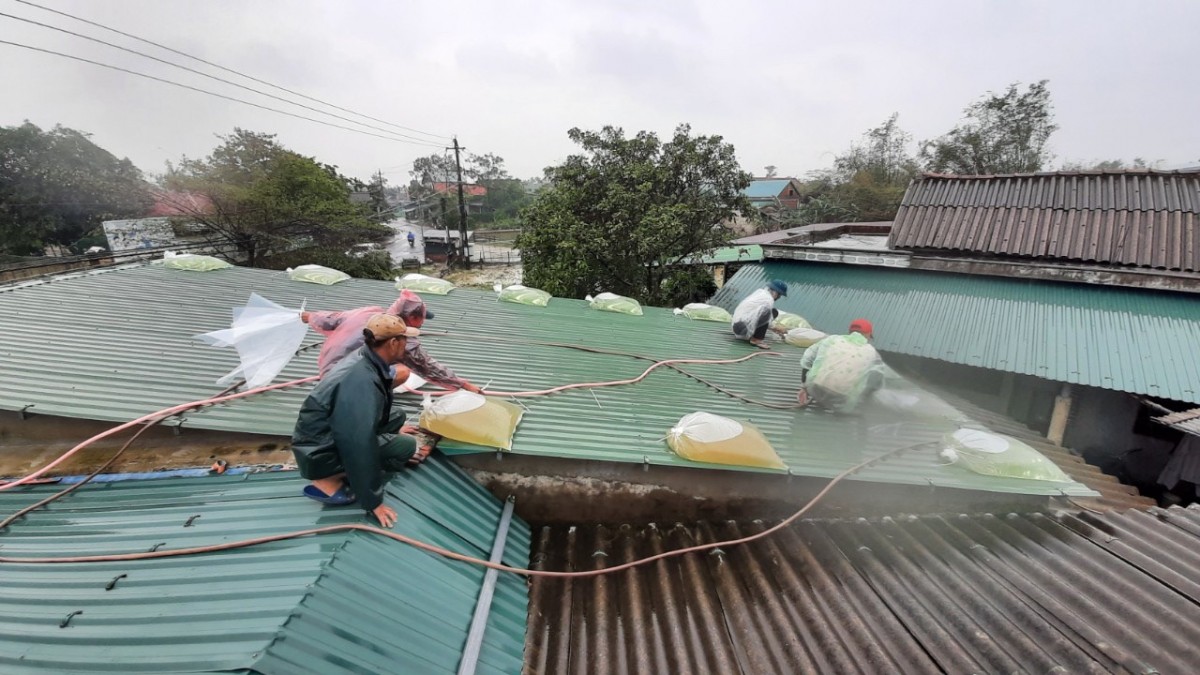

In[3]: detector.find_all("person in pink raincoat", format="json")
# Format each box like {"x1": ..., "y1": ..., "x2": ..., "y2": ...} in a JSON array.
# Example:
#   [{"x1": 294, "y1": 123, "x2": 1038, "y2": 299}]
[{"x1": 301, "y1": 289, "x2": 482, "y2": 393}]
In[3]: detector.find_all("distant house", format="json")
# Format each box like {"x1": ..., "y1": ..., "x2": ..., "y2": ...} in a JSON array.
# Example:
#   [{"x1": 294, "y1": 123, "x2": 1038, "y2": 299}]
[
  {"x1": 742, "y1": 177, "x2": 806, "y2": 210},
  {"x1": 102, "y1": 190, "x2": 215, "y2": 252},
  {"x1": 431, "y1": 182, "x2": 487, "y2": 199},
  {"x1": 715, "y1": 168, "x2": 1200, "y2": 503}
]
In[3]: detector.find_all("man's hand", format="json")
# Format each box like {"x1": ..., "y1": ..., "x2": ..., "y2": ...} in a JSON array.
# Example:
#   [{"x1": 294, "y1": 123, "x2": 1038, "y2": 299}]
[
  {"x1": 461, "y1": 382, "x2": 483, "y2": 394},
  {"x1": 299, "y1": 311, "x2": 311, "y2": 324},
  {"x1": 796, "y1": 388, "x2": 811, "y2": 407},
  {"x1": 400, "y1": 425, "x2": 421, "y2": 435},
  {"x1": 372, "y1": 504, "x2": 398, "y2": 528},
  {"x1": 391, "y1": 364, "x2": 413, "y2": 388}
]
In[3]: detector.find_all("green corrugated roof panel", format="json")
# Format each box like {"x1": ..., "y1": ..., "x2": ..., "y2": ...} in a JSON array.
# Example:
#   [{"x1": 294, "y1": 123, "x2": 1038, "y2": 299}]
[
  {"x1": 712, "y1": 262, "x2": 1200, "y2": 404},
  {"x1": 0, "y1": 455, "x2": 530, "y2": 674},
  {"x1": 0, "y1": 264, "x2": 1097, "y2": 497}
]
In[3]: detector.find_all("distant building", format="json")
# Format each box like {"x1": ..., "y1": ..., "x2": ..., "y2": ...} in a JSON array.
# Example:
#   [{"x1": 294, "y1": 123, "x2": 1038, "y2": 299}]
[
  {"x1": 715, "y1": 169, "x2": 1200, "y2": 501},
  {"x1": 741, "y1": 177, "x2": 806, "y2": 211}
]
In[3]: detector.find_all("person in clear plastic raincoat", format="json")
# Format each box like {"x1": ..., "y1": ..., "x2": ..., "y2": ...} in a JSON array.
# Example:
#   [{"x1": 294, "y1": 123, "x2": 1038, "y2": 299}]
[
  {"x1": 300, "y1": 290, "x2": 482, "y2": 393},
  {"x1": 797, "y1": 318, "x2": 885, "y2": 412},
  {"x1": 731, "y1": 279, "x2": 789, "y2": 349}
]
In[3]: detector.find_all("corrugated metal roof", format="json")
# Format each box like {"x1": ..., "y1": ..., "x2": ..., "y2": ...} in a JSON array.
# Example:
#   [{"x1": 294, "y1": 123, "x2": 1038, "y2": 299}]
[
  {"x1": 0, "y1": 264, "x2": 1099, "y2": 498},
  {"x1": 0, "y1": 454, "x2": 530, "y2": 674},
  {"x1": 525, "y1": 505, "x2": 1200, "y2": 674},
  {"x1": 713, "y1": 262, "x2": 1200, "y2": 404},
  {"x1": 1155, "y1": 406, "x2": 1200, "y2": 437},
  {"x1": 741, "y1": 179, "x2": 795, "y2": 200},
  {"x1": 890, "y1": 172, "x2": 1200, "y2": 271}
]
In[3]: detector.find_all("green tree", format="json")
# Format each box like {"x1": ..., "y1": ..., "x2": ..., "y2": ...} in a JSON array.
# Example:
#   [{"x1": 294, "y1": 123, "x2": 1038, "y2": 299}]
[
  {"x1": 164, "y1": 128, "x2": 386, "y2": 266},
  {"x1": 518, "y1": 124, "x2": 751, "y2": 304},
  {"x1": 920, "y1": 80, "x2": 1057, "y2": 174},
  {"x1": 0, "y1": 122, "x2": 151, "y2": 255}
]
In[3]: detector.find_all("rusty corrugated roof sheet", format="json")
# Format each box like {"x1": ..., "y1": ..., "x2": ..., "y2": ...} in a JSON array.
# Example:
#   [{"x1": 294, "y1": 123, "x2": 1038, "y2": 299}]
[
  {"x1": 1155, "y1": 406, "x2": 1200, "y2": 437},
  {"x1": 525, "y1": 505, "x2": 1200, "y2": 674},
  {"x1": 890, "y1": 170, "x2": 1200, "y2": 271}
]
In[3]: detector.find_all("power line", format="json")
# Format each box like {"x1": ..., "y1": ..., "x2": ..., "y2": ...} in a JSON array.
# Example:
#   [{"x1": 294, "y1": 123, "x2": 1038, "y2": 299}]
[
  {"x1": 0, "y1": 39, "x2": 448, "y2": 148},
  {"x1": 0, "y1": 10, "x2": 445, "y2": 147},
  {"x1": 13, "y1": 0, "x2": 451, "y2": 142}
]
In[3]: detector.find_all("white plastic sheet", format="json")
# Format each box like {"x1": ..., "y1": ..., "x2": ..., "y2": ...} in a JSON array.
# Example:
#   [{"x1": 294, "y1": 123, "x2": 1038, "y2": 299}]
[{"x1": 194, "y1": 293, "x2": 308, "y2": 389}]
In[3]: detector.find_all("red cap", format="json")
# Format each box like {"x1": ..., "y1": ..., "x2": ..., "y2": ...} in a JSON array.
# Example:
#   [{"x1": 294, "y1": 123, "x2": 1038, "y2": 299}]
[{"x1": 849, "y1": 318, "x2": 873, "y2": 337}]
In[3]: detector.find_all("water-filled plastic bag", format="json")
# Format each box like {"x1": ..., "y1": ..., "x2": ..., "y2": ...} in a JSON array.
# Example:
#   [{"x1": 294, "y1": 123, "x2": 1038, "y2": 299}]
[
  {"x1": 785, "y1": 327, "x2": 827, "y2": 348},
  {"x1": 288, "y1": 264, "x2": 350, "y2": 285},
  {"x1": 666, "y1": 412, "x2": 785, "y2": 469},
  {"x1": 396, "y1": 273, "x2": 454, "y2": 295},
  {"x1": 419, "y1": 391, "x2": 524, "y2": 450},
  {"x1": 775, "y1": 311, "x2": 811, "y2": 331},
  {"x1": 161, "y1": 251, "x2": 231, "y2": 271},
  {"x1": 940, "y1": 429, "x2": 1072, "y2": 482},
  {"x1": 674, "y1": 303, "x2": 733, "y2": 322},
  {"x1": 586, "y1": 292, "x2": 643, "y2": 316},
  {"x1": 495, "y1": 284, "x2": 551, "y2": 307}
]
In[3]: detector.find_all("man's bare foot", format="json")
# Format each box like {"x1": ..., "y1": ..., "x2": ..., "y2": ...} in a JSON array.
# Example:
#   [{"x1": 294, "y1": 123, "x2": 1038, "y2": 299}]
[
  {"x1": 310, "y1": 475, "x2": 345, "y2": 496},
  {"x1": 407, "y1": 445, "x2": 433, "y2": 466},
  {"x1": 750, "y1": 339, "x2": 771, "y2": 350}
]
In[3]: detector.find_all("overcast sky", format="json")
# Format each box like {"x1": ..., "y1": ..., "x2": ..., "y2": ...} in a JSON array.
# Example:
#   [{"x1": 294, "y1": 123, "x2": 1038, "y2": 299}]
[{"x1": 2, "y1": 0, "x2": 1197, "y2": 184}]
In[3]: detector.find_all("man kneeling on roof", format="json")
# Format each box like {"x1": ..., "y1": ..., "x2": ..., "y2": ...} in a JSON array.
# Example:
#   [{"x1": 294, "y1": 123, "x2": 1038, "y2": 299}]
[
  {"x1": 797, "y1": 318, "x2": 884, "y2": 413},
  {"x1": 731, "y1": 279, "x2": 789, "y2": 349},
  {"x1": 291, "y1": 314, "x2": 430, "y2": 528},
  {"x1": 301, "y1": 289, "x2": 482, "y2": 393}
]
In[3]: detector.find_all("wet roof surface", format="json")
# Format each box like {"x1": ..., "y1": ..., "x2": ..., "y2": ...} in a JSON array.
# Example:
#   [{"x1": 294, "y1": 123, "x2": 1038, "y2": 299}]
[
  {"x1": 0, "y1": 264, "x2": 1099, "y2": 499},
  {"x1": 526, "y1": 505, "x2": 1200, "y2": 674},
  {"x1": 0, "y1": 454, "x2": 529, "y2": 674}
]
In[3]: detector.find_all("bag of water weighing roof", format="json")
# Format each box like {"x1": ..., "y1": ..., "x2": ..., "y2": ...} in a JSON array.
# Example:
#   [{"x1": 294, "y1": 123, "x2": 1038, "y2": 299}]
[
  {"x1": 396, "y1": 273, "x2": 455, "y2": 295},
  {"x1": 774, "y1": 311, "x2": 811, "y2": 331},
  {"x1": 673, "y1": 303, "x2": 732, "y2": 323},
  {"x1": 939, "y1": 429, "x2": 1071, "y2": 482},
  {"x1": 419, "y1": 390, "x2": 524, "y2": 450},
  {"x1": 287, "y1": 264, "x2": 350, "y2": 285},
  {"x1": 160, "y1": 251, "x2": 232, "y2": 272},
  {"x1": 665, "y1": 412, "x2": 785, "y2": 469},
  {"x1": 494, "y1": 283, "x2": 551, "y2": 307},
  {"x1": 586, "y1": 292, "x2": 643, "y2": 316},
  {"x1": 785, "y1": 327, "x2": 827, "y2": 348}
]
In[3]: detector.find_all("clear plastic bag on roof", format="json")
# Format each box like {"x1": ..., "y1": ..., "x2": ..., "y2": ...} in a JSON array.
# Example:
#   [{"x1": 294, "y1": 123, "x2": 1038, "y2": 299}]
[
  {"x1": 494, "y1": 283, "x2": 551, "y2": 307},
  {"x1": 586, "y1": 292, "x2": 643, "y2": 316},
  {"x1": 939, "y1": 429, "x2": 1072, "y2": 482},
  {"x1": 194, "y1": 293, "x2": 307, "y2": 388},
  {"x1": 160, "y1": 251, "x2": 232, "y2": 271},
  {"x1": 396, "y1": 273, "x2": 454, "y2": 295},
  {"x1": 419, "y1": 391, "x2": 524, "y2": 450},
  {"x1": 673, "y1": 303, "x2": 733, "y2": 323},
  {"x1": 287, "y1": 264, "x2": 350, "y2": 285},
  {"x1": 775, "y1": 311, "x2": 811, "y2": 331},
  {"x1": 785, "y1": 327, "x2": 827, "y2": 348},
  {"x1": 666, "y1": 412, "x2": 785, "y2": 469}
]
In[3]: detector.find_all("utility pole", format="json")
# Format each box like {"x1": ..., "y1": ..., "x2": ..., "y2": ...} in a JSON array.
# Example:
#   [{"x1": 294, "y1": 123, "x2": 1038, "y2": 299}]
[{"x1": 452, "y1": 137, "x2": 471, "y2": 269}]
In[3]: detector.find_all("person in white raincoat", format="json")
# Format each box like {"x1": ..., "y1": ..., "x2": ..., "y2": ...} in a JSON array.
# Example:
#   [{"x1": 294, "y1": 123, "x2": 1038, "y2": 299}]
[
  {"x1": 798, "y1": 318, "x2": 884, "y2": 412},
  {"x1": 731, "y1": 279, "x2": 789, "y2": 349}
]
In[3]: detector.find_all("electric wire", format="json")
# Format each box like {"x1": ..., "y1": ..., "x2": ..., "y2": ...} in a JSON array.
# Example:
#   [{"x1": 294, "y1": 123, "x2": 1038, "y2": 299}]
[
  {"x1": 0, "y1": 10, "x2": 446, "y2": 146},
  {"x1": 12, "y1": 0, "x2": 450, "y2": 141},
  {"x1": 0, "y1": 39, "x2": 446, "y2": 148}
]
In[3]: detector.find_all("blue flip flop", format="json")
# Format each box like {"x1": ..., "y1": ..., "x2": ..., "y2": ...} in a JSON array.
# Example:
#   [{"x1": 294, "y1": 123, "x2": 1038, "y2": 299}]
[{"x1": 303, "y1": 484, "x2": 357, "y2": 506}]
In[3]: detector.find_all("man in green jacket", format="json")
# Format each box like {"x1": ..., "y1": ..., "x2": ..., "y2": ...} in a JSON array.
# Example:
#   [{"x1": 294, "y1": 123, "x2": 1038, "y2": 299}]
[{"x1": 291, "y1": 313, "x2": 426, "y2": 528}]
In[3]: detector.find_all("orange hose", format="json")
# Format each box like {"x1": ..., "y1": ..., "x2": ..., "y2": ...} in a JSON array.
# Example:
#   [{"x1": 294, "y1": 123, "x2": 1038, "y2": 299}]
[
  {"x1": 0, "y1": 376, "x2": 319, "y2": 491},
  {"x1": 0, "y1": 442, "x2": 921, "y2": 572}
]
